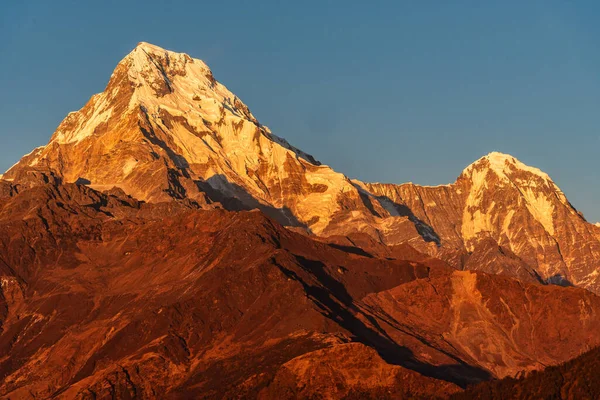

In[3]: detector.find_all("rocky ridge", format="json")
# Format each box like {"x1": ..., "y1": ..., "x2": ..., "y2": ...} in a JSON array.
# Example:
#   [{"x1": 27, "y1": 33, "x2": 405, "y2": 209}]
[
  {"x1": 1, "y1": 178, "x2": 600, "y2": 398},
  {"x1": 367, "y1": 152, "x2": 600, "y2": 292}
]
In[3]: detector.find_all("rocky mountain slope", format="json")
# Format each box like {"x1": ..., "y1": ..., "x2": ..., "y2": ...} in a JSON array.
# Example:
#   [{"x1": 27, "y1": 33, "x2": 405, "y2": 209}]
[
  {"x1": 5, "y1": 42, "x2": 599, "y2": 296},
  {"x1": 1, "y1": 176, "x2": 600, "y2": 398},
  {"x1": 367, "y1": 152, "x2": 600, "y2": 293}
]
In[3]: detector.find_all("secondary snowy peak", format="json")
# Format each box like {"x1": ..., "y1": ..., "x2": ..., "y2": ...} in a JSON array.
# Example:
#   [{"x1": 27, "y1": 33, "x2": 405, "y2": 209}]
[
  {"x1": 459, "y1": 151, "x2": 571, "y2": 235},
  {"x1": 462, "y1": 152, "x2": 554, "y2": 186},
  {"x1": 367, "y1": 150, "x2": 600, "y2": 293}
]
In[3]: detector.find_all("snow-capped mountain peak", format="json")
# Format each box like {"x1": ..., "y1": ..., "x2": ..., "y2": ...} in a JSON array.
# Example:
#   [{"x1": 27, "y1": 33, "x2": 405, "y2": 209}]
[
  {"x1": 125, "y1": 41, "x2": 212, "y2": 86},
  {"x1": 4, "y1": 42, "x2": 355, "y2": 233},
  {"x1": 457, "y1": 151, "x2": 574, "y2": 245},
  {"x1": 50, "y1": 42, "x2": 243, "y2": 145},
  {"x1": 462, "y1": 151, "x2": 553, "y2": 184}
]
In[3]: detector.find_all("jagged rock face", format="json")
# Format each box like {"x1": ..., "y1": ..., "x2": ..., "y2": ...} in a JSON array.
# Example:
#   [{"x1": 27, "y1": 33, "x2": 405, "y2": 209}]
[
  {"x1": 2, "y1": 181, "x2": 600, "y2": 398},
  {"x1": 262, "y1": 343, "x2": 461, "y2": 399},
  {"x1": 367, "y1": 152, "x2": 600, "y2": 294},
  {"x1": 4, "y1": 43, "x2": 600, "y2": 295}
]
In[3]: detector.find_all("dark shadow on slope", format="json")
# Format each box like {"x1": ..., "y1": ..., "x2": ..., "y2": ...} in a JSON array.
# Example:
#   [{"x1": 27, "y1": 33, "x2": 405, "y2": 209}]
[
  {"x1": 274, "y1": 255, "x2": 491, "y2": 388},
  {"x1": 387, "y1": 199, "x2": 441, "y2": 246},
  {"x1": 353, "y1": 184, "x2": 441, "y2": 246},
  {"x1": 451, "y1": 345, "x2": 600, "y2": 399},
  {"x1": 546, "y1": 273, "x2": 574, "y2": 287},
  {"x1": 138, "y1": 108, "x2": 309, "y2": 228},
  {"x1": 197, "y1": 174, "x2": 307, "y2": 229},
  {"x1": 139, "y1": 105, "x2": 191, "y2": 170},
  {"x1": 75, "y1": 177, "x2": 91, "y2": 185},
  {"x1": 327, "y1": 243, "x2": 374, "y2": 258},
  {"x1": 357, "y1": 191, "x2": 382, "y2": 218}
]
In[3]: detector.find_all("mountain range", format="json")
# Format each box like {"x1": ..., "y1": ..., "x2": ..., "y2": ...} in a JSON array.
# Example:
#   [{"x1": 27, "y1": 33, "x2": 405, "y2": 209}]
[{"x1": 1, "y1": 42, "x2": 599, "y2": 399}]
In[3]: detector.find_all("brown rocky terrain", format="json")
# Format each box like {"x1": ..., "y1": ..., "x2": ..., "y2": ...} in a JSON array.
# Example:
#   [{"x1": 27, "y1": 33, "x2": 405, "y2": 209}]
[{"x1": 0, "y1": 177, "x2": 599, "y2": 398}]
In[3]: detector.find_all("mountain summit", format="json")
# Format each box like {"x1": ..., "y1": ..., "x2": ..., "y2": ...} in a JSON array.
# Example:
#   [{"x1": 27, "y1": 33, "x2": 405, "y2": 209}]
[
  {"x1": 4, "y1": 42, "x2": 600, "y2": 294},
  {"x1": 460, "y1": 151, "x2": 570, "y2": 238},
  {"x1": 4, "y1": 42, "x2": 365, "y2": 233},
  {"x1": 460, "y1": 151, "x2": 562, "y2": 198},
  {"x1": 368, "y1": 150, "x2": 600, "y2": 290}
]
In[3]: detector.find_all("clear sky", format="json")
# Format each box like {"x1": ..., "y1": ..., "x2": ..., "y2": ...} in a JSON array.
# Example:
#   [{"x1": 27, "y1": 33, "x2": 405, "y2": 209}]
[{"x1": 2, "y1": 1, "x2": 599, "y2": 221}]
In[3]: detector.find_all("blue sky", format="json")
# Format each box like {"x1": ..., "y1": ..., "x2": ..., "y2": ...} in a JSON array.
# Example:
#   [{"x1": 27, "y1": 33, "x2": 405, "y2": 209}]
[{"x1": 2, "y1": 1, "x2": 599, "y2": 221}]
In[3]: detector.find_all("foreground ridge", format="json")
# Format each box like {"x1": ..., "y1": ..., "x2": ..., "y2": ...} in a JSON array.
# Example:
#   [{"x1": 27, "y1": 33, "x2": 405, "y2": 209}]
[{"x1": 0, "y1": 177, "x2": 600, "y2": 398}]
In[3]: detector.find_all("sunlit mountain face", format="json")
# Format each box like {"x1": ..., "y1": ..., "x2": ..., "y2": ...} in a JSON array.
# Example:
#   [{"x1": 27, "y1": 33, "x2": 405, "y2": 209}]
[{"x1": 2, "y1": 43, "x2": 600, "y2": 399}]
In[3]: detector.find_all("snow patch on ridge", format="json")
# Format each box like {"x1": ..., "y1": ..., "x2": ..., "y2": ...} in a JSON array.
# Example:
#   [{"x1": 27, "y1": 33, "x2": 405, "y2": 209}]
[
  {"x1": 461, "y1": 162, "x2": 495, "y2": 249},
  {"x1": 521, "y1": 187, "x2": 555, "y2": 235},
  {"x1": 122, "y1": 158, "x2": 138, "y2": 176},
  {"x1": 53, "y1": 95, "x2": 114, "y2": 144},
  {"x1": 3, "y1": 146, "x2": 46, "y2": 175}
]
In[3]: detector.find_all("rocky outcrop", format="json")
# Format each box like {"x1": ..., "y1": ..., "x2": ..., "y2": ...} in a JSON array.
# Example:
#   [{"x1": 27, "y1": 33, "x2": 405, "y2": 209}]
[{"x1": 261, "y1": 343, "x2": 461, "y2": 399}]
